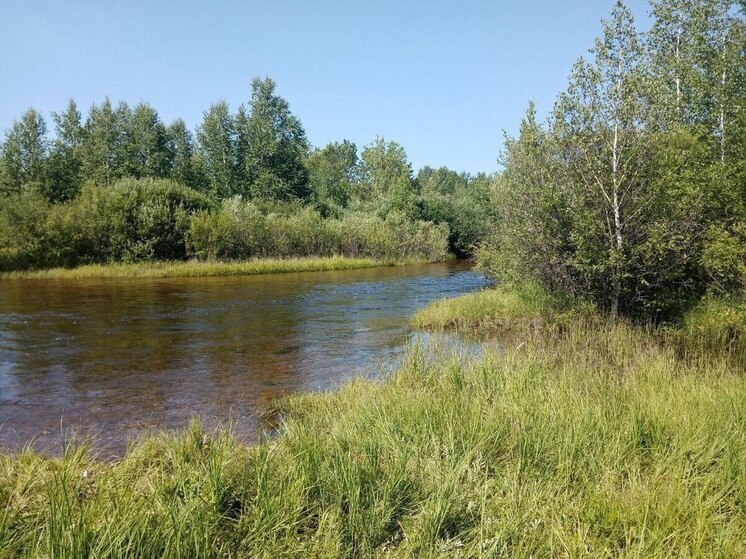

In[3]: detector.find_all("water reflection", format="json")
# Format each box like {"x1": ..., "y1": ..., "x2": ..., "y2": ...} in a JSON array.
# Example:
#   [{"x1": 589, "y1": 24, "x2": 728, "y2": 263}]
[{"x1": 0, "y1": 262, "x2": 489, "y2": 454}]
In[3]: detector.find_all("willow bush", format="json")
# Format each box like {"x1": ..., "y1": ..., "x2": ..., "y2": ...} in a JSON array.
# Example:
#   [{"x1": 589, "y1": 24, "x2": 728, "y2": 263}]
[{"x1": 187, "y1": 197, "x2": 449, "y2": 262}]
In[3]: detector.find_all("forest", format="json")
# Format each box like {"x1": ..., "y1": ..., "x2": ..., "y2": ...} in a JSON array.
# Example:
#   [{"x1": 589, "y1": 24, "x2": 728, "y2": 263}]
[{"x1": 0, "y1": 78, "x2": 493, "y2": 271}]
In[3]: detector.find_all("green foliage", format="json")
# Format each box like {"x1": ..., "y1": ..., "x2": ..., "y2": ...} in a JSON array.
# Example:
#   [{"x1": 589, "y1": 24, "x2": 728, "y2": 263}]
[
  {"x1": 197, "y1": 100, "x2": 237, "y2": 199},
  {"x1": 359, "y1": 137, "x2": 416, "y2": 216},
  {"x1": 80, "y1": 98, "x2": 132, "y2": 186},
  {"x1": 45, "y1": 99, "x2": 85, "y2": 202},
  {"x1": 187, "y1": 198, "x2": 449, "y2": 262},
  {"x1": 679, "y1": 295, "x2": 746, "y2": 355},
  {"x1": 0, "y1": 108, "x2": 48, "y2": 195},
  {"x1": 306, "y1": 140, "x2": 358, "y2": 216},
  {"x1": 701, "y1": 223, "x2": 746, "y2": 290},
  {"x1": 240, "y1": 77, "x2": 310, "y2": 201},
  {"x1": 126, "y1": 103, "x2": 172, "y2": 179},
  {"x1": 167, "y1": 118, "x2": 207, "y2": 191},
  {"x1": 479, "y1": 1, "x2": 746, "y2": 321},
  {"x1": 0, "y1": 179, "x2": 214, "y2": 270},
  {"x1": 0, "y1": 76, "x2": 495, "y2": 272},
  {"x1": 0, "y1": 187, "x2": 52, "y2": 270},
  {"x1": 417, "y1": 168, "x2": 496, "y2": 256}
]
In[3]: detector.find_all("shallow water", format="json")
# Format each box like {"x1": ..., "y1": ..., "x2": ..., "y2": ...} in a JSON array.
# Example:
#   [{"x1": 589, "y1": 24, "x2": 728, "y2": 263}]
[{"x1": 0, "y1": 261, "x2": 489, "y2": 455}]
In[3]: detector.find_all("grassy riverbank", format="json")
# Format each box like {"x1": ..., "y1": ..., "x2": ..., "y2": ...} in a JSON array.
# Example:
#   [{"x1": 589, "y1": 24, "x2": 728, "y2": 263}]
[
  {"x1": 0, "y1": 256, "x2": 416, "y2": 280},
  {"x1": 1, "y1": 289, "x2": 745, "y2": 557}
]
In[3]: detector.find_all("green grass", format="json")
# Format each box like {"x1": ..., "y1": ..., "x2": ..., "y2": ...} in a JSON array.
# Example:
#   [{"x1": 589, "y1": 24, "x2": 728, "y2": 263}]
[
  {"x1": 0, "y1": 256, "x2": 417, "y2": 280},
  {"x1": 411, "y1": 283, "x2": 592, "y2": 334},
  {"x1": 678, "y1": 296, "x2": 746, "y2": 357},
  {"x1": 2, "y1": 320, "x2": 745, "y2": 557}
]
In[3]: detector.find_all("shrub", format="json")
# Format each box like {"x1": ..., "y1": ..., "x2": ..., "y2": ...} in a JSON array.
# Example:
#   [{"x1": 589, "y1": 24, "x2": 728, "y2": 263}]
[
  {"x1": 0, "y1": 179, "x2": 214, "y2": 270},
  {"x1": 188, "y1": 199, "x2": 449, "y2": 262}
]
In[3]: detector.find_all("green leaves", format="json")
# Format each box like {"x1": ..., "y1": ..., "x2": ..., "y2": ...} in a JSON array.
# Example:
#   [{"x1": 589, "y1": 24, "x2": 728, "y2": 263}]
[
  {"x1": 480, "y1": 0, "x2": 746, "y2": 320},
  {"x1": 241, "y1": 77, "x2": 310, "y2": 201}
]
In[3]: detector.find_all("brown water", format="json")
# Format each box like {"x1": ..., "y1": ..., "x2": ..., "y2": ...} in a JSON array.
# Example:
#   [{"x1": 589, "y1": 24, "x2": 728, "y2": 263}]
[{"x1": 0, "y1": 261, "x2": 488, "y2": 455}]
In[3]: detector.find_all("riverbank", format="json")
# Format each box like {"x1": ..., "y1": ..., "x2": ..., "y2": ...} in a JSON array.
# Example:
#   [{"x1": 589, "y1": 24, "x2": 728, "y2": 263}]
[
  {"x1": 1, "y1": 289, "x2": 744, "y2": 557},
  {"x1": 0, "y1": 256, "x2": 419, "y2": 280}
]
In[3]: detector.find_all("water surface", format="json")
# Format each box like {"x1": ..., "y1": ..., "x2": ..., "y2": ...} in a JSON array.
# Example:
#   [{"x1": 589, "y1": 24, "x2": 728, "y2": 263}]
[{"x1": 0, "y1": 261, "x2": 488, "y2": 454}]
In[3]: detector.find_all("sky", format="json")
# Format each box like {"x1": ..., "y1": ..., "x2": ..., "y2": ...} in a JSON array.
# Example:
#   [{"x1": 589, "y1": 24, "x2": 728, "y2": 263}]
[{"x1": 0, "y1": 0, "x2": 651, "y2": 175}]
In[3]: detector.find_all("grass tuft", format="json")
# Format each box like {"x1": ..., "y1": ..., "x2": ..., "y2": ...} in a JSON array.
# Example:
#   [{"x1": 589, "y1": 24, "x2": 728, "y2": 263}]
[{"x1": 411, "y1": 283, "x2": 592, "y2": 334}]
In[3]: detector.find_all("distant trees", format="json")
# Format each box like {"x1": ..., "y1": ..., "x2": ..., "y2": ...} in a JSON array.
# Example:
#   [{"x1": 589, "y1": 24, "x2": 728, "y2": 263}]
[
  {"x1": 480, "y1": 0, "x2": 746, "y2": 320},
  {"x1": 240, "y1": 77, "x2": 309, "y2": 201},
  {"x1": 0, "y1": 108, "x2": 48, "y2": 195},
  {"x1": 416, "y1": 166, "x2": 495, "y2": 257},
  {"x1": 0, "y1": 76, "x2": 493, "y2": 272},
  {"x1": 306, "y1": 140, "x2": 358, "y2": 215},
  {"x1": 197, "y1": 100, "x2": 237, "y2": 199},
  {"x1": 47, "y1": 100, "x2": 84, "y2": 201}
]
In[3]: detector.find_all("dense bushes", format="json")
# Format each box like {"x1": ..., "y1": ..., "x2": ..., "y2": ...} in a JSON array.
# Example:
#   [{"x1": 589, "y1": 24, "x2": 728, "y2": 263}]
[
  {"x1": 477, "y1": 3, "x2": 745, "y2": 321},
  {"x1": 0, "y1": 179, "x2": 449, "y2": 272},
  {"x1": 0, "y1": 179, "x2": 214, "y2": 271},
  {"x1": 188, "y1": 197, "x2": 449, "y2": 262}
]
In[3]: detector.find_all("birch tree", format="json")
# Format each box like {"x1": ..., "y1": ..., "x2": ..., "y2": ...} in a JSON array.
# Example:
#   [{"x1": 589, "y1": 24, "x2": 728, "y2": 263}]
[
  {"x1": 0, "y1": 108, "x2": 49, "y2": 195},
  {"x1": 554, "y1": 1, "x2": 650, "y2": 319},
  {"x1": 196, "y1": 101, "x2": 236, "y2": 199}
]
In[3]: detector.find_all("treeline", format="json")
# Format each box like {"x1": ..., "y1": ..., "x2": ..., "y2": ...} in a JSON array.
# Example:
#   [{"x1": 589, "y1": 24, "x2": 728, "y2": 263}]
[
  {"x1": 480, "y1": 0, "x2": 745, "y2": 321},
  {"x1": 0, "y1": 77, "x2": 494, "y2": 270}
]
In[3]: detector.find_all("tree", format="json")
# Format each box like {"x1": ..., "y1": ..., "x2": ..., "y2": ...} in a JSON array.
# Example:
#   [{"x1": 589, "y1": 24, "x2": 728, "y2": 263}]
[
  {"x1": 359, "y1": 137, "x2": 415, "y2": 216},
  {"x1": 197, "y1": 100, "x2": 236, "y2": 199},
  {"x1": 647, "y1": 0, "x2": 704, "y2": 127},
  {"x1": 0, "y1": 108, "x2": 49, "y2": 195},
  {"x1": 127, "y1": 103, "x2": 171, "y2": 179},
  {"x1": 241, "y1": 77, "x2": 309, "y2": 201},
  {"x1": 168, "y1": 118, "x2": 206, "y2": 191},
  {"x1": 81, "y1": 98, "x2": 131, "y2": 186},
  {"x1": 46, "y1": 99, "x2": 85, "y2": 201},
  {"x1": 417, "y1": 166, "x2": 495, "y2": 256},
  {"x1": 478, "y1": 102, "x2": 575, "y2": 289},
  {"x1": 306, "y1": 140, "x2": 358, "y2": 214},
  {"x1": 553, "y1": 1, "x2": 651, "y2": 319}
]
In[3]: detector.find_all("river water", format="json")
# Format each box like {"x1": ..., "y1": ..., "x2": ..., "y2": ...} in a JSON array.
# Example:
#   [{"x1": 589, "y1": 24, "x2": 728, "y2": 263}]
[{"x1": 0, "y1": 261, "x2": 489, "y2": 455}]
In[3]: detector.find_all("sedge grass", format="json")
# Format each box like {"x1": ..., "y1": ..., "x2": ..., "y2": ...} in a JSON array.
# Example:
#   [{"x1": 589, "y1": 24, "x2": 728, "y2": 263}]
[
  {"x1": 411, "y1": 283, "x2": 593, "y2": 334},
  {"x1": 0, "y1": 256, "x2": 420, "y2": 280},
  {"x1": 1, "y1": 320, "x2": 745, "y2": 557}
]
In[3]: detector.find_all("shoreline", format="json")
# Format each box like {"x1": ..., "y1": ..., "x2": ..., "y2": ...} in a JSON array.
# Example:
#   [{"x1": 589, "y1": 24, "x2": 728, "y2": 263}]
[
  {"x1": 0, "y1": 256, "x2": 435, "y2": 280},
  {"x1": 1, "y1": 287, "x2": 744, "y2": 555}
]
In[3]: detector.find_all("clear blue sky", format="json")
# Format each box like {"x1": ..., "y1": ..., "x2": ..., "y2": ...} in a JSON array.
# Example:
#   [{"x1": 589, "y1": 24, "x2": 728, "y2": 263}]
[{"x1": 0, "y1": 0, "x2": 651, "y2": 174}]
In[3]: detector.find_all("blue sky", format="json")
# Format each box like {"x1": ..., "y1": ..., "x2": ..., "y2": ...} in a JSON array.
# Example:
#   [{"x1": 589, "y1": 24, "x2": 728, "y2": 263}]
[{"x1": 0, "y1": 0, "x2": 651, "y2": 174}]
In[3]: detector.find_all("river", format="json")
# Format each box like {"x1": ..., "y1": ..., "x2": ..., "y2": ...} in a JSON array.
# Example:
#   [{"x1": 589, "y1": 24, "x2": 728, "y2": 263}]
[{"x1": 0, "y1": 261, "x2": 488, "y2": 455}]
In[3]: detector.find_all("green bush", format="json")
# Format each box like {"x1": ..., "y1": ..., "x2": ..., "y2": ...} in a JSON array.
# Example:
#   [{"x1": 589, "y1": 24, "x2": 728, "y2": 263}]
[
  {"x1": 0, "y1": 179, "x2": 214, "y2": 270},
  {"x1": 188, "y1": 199, "x2": 449, "y2": 262}
]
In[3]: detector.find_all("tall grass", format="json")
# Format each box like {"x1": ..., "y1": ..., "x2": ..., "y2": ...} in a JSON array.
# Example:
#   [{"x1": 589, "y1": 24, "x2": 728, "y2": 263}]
[
  {"x1": 411, "y1": 283, "x2": 593, "y2": 334},
  {"x1": 2, "y1": 323, "x2": 744, "y2": 557},
  {"x1": 677, "y1": 296, "x2": 746, "y2": 359}
]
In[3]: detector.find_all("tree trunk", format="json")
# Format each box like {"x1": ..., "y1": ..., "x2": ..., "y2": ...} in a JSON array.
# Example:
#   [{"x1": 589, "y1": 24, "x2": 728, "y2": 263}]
[
  {"x1": 720, "y1": 65, "x2": 726, "y2": 162},
  {"x1": 611, "y1": 106, "x2": 623, "y2": 322},
  {"x1": 675, "y1": 24, "x2": 683, "y2": 119}
]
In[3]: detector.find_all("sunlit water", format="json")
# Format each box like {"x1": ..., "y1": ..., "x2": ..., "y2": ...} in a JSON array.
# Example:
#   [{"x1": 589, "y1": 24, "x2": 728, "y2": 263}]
[{"x1": 0, "y1": 261, "x2": 490, "y2": 455}]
